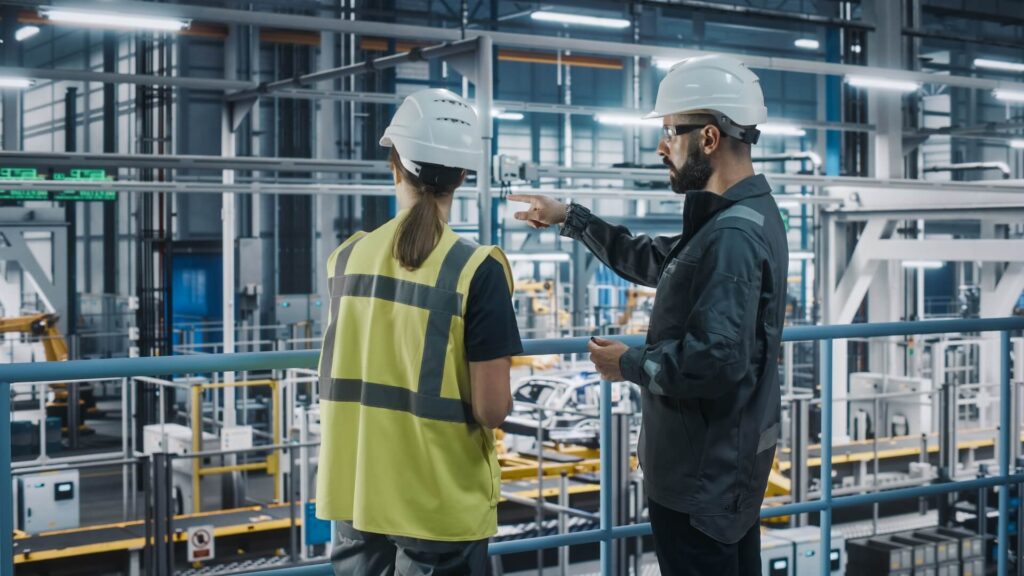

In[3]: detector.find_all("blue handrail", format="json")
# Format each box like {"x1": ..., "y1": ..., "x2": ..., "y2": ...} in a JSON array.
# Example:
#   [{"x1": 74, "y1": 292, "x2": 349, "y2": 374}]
[{"x1": 1, "y1": 316, "x2": 1022, "y2": 575}]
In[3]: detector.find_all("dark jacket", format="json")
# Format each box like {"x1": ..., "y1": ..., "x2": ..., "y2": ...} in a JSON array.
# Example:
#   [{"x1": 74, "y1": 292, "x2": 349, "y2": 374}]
[{"x1": 561, "y1": 174, "x2": 788, "y2": 544}]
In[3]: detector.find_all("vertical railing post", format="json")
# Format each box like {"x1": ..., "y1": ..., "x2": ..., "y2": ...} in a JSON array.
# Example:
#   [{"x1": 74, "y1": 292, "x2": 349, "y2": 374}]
[
  {"x1": 600, "y1": 379, "x2": 612, "y2": 575},
  {"x1": 998, "y1": 331, "x2": 1010, "y2": 576},
  {"x1": 820, "y1": 339, "x2": 833, "y2": 576},
  {"x1": 0, "y1": 380, "x2": 12, "y2": 572}
]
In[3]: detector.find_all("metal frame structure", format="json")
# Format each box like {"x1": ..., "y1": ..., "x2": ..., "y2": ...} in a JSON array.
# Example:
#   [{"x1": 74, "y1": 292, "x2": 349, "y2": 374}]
[
  {"x1": 2, "y1": 316, "x2": 1022, "y2": 574},
  {"x1": 189, "y1": 379, "x2": 282, "y2": 510}
]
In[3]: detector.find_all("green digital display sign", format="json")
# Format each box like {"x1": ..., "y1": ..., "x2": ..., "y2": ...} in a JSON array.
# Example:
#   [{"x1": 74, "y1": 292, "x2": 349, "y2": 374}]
[{"x1": 0, "y1": 168, "x2": 116, "y2": 201}]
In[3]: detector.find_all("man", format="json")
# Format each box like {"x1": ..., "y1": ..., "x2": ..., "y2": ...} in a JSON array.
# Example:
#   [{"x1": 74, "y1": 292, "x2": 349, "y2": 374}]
[
  {"x1": 509, "y1": 54, "x2": 788, "y2": 576},
  {"x1": 317, "y1": 88, "x2": 521, "y2": 575}
]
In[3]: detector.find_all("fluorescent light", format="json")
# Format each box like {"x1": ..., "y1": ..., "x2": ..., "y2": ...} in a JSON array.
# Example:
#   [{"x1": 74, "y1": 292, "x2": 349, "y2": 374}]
[
  {"x1": 790, "y1": 251, "x2": 815, "y2": 261},
  {"x1": 846, "y1": 76, "x2": 920, "y2": 92},
  {"x1": 506, "y1": 252, "x2": 571, "y2": 262},
  {"x1": 15, "y1": 26, "x2": 40, "y2": 42},
  {"x1": 794, "y1": 38, "x2": 820, "y2": 50},
  {"x1": 0, "y1": 77, "x2": 35, "y2": 89},
  {"x1": 41, "y1": 8, "x2": 191, "y2": 32},
  {"x1": 492, "y1": 109, "x2": 524, "y2": 121},
  {"x1": 1010, "y1": 139, "x2": 1024, "y2": 149},
  {"x1": 530, "y1": 11, "x2": 630, "y2": 29},
  {"x1": 993, "y1": 89, "x2": 1024, "y2": 103},
  {"x1": 758, "y1": 123, "x2": 807, "y2": 137},
  {"x1": 595, "y1": 113, "x2": 661, "y2": 127},
  {"x1": 902, "y1": 260, "x2": 944, "y2": 270},
  {"x1": 973, "y1": 58, "x2": 1024, "y2": 73}
]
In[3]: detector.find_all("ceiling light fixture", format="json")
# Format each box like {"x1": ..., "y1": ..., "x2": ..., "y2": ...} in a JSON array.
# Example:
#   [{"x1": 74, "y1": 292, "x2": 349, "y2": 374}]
[
  {"x1": 530, "y1": 11, "x2": 630, "y2": 29},
  {"x1": 0, "y1": 77, "x2": 35, "y2": 89},
  {"x1": 595, "y1": 114, "x2": 661, "y2": 127},
  {"x1": 494, "y1": 110, "x2": 524, "y2": 121},
  {"x1": 758, "y1": 124, "x2": 807, "y2": 137},
  {"x1": 902, "y1": 260, "x2": 944, "y2": 270},
  {"x1": 41, "y1": 8, "x2": 191, "y2": 32},
  {"x1": 973, "y1": 58, "x2": 1024, "y2": 73},
  {"x1": 993, "y1": 89, "x2": 1024, "y2": 103},
  {"x1": 15, "y1": 26, "x2": 40, "y2": 42},
  {"x1": 794, "y1": 38, "x2": 820, "y2": 50},
  {"x1": 845, "y1": 75, "x2": 920, "y2": 92}
]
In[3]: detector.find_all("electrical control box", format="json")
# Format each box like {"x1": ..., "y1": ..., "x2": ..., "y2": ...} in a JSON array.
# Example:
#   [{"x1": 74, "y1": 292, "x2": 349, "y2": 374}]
[
  {"x1": 770, "y1": 526, "x2": 846, "y2": 575},
  {"x1": 889, "y1": 534, "x2": 937, "y2": 569},
  {"x1": 912, "y1": 530, "x2": 957, "y2": 563},
  {"x1": 761, "y1": 533, "x2": 793, "y2": 576},
  {"x1": 221, "y1": 425, "x2": 253, "y2": 452},
  {"x1": 847, "y1": 537, "x2": 913, "y2": 574},
  {"x1": 17, "y1": 470, "x2": 80, "y2": 533}
]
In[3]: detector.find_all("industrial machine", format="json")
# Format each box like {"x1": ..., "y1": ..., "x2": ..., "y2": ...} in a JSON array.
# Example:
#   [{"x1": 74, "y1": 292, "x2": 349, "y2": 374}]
[
  {"x1": 770, "y1": 526, "x2": 846, "y2": 575},
  {"x1": 761, "y1": 532, "x2": 795, "y2": 576},
  {"x1": 0, "y1": 313, "x2": 69, "y2": 362},
  {"x1": 17, "y1": 470, "x2": 80, "y2": 533},
  {"x1": 848, "y1": 372, "x2": 934, "y2": 440},
  {"x1": 142, "y1": 423, "x2": 218, "y2": 514}
]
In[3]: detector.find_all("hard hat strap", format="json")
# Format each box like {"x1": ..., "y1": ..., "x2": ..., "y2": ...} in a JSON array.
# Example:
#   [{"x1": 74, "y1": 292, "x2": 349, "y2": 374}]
[{"x1": 715, "y1": 114, "x2": 761, "y2": 145}]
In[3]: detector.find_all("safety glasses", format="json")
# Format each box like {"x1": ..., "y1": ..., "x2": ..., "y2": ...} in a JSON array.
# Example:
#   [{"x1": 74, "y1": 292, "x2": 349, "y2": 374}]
[{"x1": 661, "y1": 123, "x2": 710, "y2": 142}]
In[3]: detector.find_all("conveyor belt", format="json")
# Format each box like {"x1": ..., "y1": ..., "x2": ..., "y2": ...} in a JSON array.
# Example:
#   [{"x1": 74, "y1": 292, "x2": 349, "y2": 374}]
[
  {"x1": 14, "y1": 503, "x2": 300, "y2": 564},
  {"x1": 777, "y1": 428, "x2": 1022, "y2": 471}
]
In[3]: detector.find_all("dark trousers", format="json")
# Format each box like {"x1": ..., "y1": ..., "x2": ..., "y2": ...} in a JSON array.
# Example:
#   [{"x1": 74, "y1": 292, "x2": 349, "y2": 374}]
[
  {"x1": 648, "y1": 498, "x2": 761, "y2": 576},
  {"x1": 331, "y1": 522, "x2": 491, "y2": 576}
]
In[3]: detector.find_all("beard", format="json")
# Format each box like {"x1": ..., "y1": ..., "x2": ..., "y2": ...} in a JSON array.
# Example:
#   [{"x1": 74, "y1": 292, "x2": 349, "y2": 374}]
[{"x1": 666, "y1": 137, "x2": 714, "y2": 195}]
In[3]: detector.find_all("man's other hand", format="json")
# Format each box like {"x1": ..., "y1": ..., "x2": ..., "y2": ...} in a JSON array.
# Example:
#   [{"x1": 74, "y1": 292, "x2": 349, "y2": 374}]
[{"x1": 588, "y1": 337, "x2": 628, "y2": 382}]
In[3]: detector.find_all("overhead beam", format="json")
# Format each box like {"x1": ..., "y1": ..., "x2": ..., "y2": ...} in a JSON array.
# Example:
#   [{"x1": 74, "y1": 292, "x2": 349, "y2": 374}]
[
  {"x1": 531, "y1": 164, "x2": 1024, "y2": 194},
  {"x1": 227, "y1": 38, "x2": 478, "y2": 102},
  {"x1": 14, "y1": 0, "x2": 1024, "y2": 93},
  {"x1": 0, "y1": 150, "x2": 390, "y2": 173},
  {"x1": 869, "y1": 240, "x2": 1024, "y2": 262}
]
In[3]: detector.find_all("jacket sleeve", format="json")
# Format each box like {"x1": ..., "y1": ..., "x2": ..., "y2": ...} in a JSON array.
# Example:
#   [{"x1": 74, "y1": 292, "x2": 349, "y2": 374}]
[
  {"x1": 561, "y1": 203, "x2": 678, "y2": 288},
  {"x1": 619, "y1": 226, "x2": 764, "y2": 399}
]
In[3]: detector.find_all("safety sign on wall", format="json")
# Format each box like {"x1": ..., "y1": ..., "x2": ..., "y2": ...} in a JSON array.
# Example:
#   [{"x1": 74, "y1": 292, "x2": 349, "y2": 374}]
[{"x1": 187, "y1": 525, "x2": 215, "y2": 562}]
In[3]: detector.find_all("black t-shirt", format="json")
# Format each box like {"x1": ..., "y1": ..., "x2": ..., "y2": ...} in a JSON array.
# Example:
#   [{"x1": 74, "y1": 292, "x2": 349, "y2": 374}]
[{"x1": 464, "y1": 255, "x2": 523, "y2": 362}]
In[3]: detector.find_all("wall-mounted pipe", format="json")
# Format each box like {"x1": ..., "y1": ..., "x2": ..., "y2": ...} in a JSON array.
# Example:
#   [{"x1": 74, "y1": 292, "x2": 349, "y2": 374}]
[
  {"x1": 923, "y1": 162, "x2": 1011, "y2": 179},
  {"x1": 753, "y1": 151, "x2": 824, "y2": 173}
]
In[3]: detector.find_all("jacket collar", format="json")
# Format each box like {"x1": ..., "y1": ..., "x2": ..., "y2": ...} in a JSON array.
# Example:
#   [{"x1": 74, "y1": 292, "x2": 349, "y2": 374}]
[
  {"x1": 678, "y1": 174, "x2": 771, "y2": 247},
  {"x1": 722, "y1": 174, "x2": 772, "y2": 202}
]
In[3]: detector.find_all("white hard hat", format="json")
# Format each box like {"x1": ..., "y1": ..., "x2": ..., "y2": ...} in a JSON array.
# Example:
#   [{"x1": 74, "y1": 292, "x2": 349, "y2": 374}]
[
  {"x1": 645, "y1": 54, "x2": 768, "y2": 144},
  {"x1": 380, "y1": 88, "x2": 481, "y2": 177}
]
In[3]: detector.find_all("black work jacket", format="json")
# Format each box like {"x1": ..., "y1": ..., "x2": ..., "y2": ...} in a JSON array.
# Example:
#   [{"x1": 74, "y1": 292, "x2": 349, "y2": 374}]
[{"x1": 561, "y1": 174, "x2": 788, "y2": 544}]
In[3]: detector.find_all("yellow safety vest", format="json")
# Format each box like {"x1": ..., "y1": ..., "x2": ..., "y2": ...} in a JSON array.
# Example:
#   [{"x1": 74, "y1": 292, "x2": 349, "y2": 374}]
[{"x1": 315, "y1": 212, "x2": 514, "y2": 542}]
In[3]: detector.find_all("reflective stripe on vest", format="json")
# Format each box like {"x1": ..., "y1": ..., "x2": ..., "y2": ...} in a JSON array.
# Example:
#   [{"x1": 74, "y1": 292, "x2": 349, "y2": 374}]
[{"x1": 319, "y1": 237, "x2": 477, "y2": 423}]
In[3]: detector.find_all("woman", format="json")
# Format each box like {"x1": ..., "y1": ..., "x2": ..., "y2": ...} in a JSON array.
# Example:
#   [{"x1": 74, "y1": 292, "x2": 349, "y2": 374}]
[{"x1": 316, "y1": 88, "x2": 521, "y2": 576}]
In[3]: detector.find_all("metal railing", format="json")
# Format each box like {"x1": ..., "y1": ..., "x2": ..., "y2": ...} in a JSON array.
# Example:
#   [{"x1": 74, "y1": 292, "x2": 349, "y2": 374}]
[{"x1": 1, "y1": 317, "x2": 1023, "y2": 575}]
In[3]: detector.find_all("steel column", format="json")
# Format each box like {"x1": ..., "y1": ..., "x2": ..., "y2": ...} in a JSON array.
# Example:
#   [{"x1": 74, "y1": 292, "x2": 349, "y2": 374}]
[
  {"x1": 476, "y1": 35, "x2": 493, "y2": 245},
  {"x1": 0, "y1": 382, "x2": 11, "y2": 572},
  {"x1": 600, "y1": 379, "x2": 612, "y2": 575},
  {"x1": 999, "y1": 331, "x2": 1011, "y2": 576},
  {"x1": 820, "y1": 339, "x2": 833, "y2": 575},
  {"x1": 223, "y1": 28, "x2": 238, "y2": 427}
]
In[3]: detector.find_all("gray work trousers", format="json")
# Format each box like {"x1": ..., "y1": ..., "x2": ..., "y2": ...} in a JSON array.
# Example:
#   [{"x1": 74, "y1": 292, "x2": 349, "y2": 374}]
[{"x1": 331, "y1": 522, "x2": 491, "y2": 576}]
